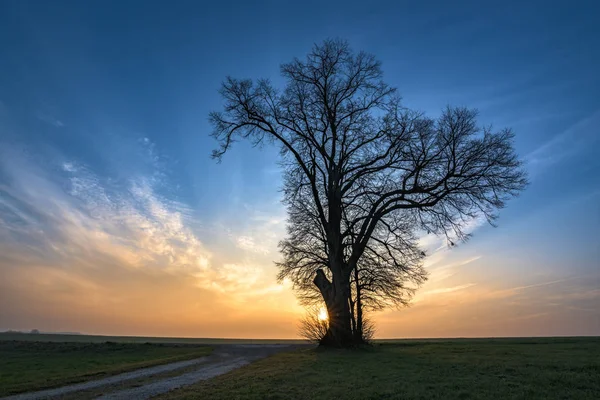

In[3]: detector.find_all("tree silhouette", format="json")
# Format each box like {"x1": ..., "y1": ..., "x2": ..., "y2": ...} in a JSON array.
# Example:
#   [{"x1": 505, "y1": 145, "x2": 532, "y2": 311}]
[
  {"x1": 277, "y1": 175, "x2": 427, "y2": 342},
  {"x1": 210, "y1": 39, "x2": 527, "y2": 347}
]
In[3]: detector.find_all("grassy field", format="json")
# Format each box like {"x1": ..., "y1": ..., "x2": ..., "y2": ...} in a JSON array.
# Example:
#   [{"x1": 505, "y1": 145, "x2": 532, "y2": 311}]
[
  {"x1": 159, "y1": 337, "x2": 600, "y2": 400},
  {"x1": 0, "y1": 332, "x2": 306, "y2": 345},
  {"x1": 0, "y1": 340, "x2": 212, "y2": 396}
]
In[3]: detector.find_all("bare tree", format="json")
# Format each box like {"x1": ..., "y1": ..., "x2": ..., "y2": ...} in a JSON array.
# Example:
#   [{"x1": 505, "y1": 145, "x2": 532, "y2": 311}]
[
  {"x1": 359, "y1": 314, "x2": 376, "y2": 343},
  {"x1": 210, "y1": 39, "x2": 527, "y2": 347},
  {"x1": 298, "y1": 307, "x2": 329, "y2": 343}
]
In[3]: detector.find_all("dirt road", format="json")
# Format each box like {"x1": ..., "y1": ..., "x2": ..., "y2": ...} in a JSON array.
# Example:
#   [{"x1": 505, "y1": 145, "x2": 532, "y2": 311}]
[{"x1": 2, "y1": 344, "x2": 304, "y2": 400}]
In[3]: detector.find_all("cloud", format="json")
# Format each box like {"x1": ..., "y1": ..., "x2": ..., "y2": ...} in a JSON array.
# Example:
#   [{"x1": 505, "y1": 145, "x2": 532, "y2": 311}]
[
  {"x1": 503, "y1": 278, "x2": 573, "y2": 293},
  {"x1": 35, "y1": 111, "x2": 64, "y2": 128},
  {"x1": 62, "y1": 162, "x2": 78, "y2": 172},
  {"x1": 375, "y1": 273, "x2": 599, "y2": 338},
  {"x1": 417, "y1": 214, "x2": 489, "y2": 258},
  {"x1": 228, "y1": 204, "x2": 286, "y2": 257},
  {"x1": 526, "y1": 110, "x2": 600, "y2": 173},
  {"x1": 422, "y1": 283, "x2": 476, "y2": 296},
  {"x1": 552, "y1": 289, "x2": 600, "y2": 301},
  {"x1": 0, "y1": 145, "x2": 212, "y2": 275},
  {"x1": 0, "y1": 140, "x2": 301, "y2": 336},
  {"x1": 235, "y1": 235, "x2": 271, "y2": 255},
  {"x1": 427, "y1": 256, "x2": 482, "y2": 282}
]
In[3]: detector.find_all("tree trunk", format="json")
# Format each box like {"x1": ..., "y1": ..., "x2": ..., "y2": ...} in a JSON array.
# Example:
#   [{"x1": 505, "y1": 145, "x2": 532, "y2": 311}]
[
  {"x1": 314, "y1": 189, "x2": 356, "y2": 347},
  {"x1": 314, "y1": 269, "x2": 354, "y2": 347},
  {"x1": 349, "y1": 295, "x2": 357, "y2": 335},
  {"x1": 354, "y1": 266, "x2": 363, "y2": 342}
]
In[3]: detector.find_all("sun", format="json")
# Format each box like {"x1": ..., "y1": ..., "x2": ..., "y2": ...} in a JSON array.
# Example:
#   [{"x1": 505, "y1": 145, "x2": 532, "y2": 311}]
[{"x1": 317, "y1": 307, "x2": 329, "y2": 321}]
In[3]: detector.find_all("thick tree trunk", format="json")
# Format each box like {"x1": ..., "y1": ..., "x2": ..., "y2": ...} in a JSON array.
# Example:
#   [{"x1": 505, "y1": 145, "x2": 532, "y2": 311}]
[
  {"x1": 325, "y1": 288, "x2": 353, "y2": 346},
  {"x1": 314, "y1": 269, "x2": 355, "y2": 347},
  {"x1": 314, "y1": 189, "x2": 357, "y2": 347}
]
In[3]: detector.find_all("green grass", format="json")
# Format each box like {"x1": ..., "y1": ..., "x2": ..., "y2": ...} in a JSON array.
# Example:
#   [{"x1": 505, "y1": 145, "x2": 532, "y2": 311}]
[
  {"x1": 0, "y1": 340, "x2": 212, "y2": 396},
  {"x1": 159, "y1": 337, "x2": 600, "y2": 400}
]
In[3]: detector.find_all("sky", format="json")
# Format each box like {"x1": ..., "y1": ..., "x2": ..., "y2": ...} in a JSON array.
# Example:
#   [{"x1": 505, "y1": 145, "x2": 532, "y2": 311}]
[{"x1": 0, "y1": 0, "x2": 598, "y2": 339}]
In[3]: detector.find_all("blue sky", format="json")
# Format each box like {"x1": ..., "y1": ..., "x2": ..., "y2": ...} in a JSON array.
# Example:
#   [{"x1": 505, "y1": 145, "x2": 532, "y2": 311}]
[{"x1": 0, "y1": 0, "x2": 598, "y2": 337}]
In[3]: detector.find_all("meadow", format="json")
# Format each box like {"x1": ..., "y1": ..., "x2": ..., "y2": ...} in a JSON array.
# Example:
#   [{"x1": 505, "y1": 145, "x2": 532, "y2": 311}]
[
  {"x1": 0, "y1": 336, "x2": 212, "y2": 396},
  {"x1": 1, "y1": 334, "x2": 599, "y2": 399},
  {"x1": 159, "y1": 337, "x2": 600, "y2": 400},
  {"x1": 0, "y1": 332, "x2": 305, "y2": 345}
]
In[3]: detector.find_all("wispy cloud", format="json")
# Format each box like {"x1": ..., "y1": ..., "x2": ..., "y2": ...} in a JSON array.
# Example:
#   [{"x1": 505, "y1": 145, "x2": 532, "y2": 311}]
[
  {"x1": 418, "y1": 214, "x2": 489, "y2": 257},
  {"x1": 229, "y1": 205, "x2": 286, "y2": 256},
  {"x1": 503, "y1": 278, "x2": 573, "y2": 293},
  {"x1": 526, "y1": 110, "x2": 600, "y2": 173},
  {"x1": 235, "y1": 236, "x2": 271, "y2": 255},
  {"x1": 551, "y1": 288, "x2": 600, "y2": 301},
  {"x1": 445, "y1": 278, "x2": 576, "y2": 304},
  {"x1": 35, "y1": 111, "x2": 64, "y2": 128},
  {"x1": 427, "y1": 256, "x2": 482, "y2": 282},
  {"x1": 0, "y1": 139, "x2": 300, "y2": 336},
  {"x1": 0, "y1": 144, "x2": 212, "y2": 276},
  {"x1": 422, "y1": 283, "x2": 476, "y2": 296}
]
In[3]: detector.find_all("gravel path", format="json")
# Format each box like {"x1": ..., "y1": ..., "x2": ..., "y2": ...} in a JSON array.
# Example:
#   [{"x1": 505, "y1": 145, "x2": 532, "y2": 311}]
[
  {"x1": 1, "y1": 344, "x2": 303, "y2": 400},
  {"x1": 96, "y1": 357, "x2": 249, "y2": 399}
]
